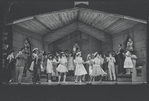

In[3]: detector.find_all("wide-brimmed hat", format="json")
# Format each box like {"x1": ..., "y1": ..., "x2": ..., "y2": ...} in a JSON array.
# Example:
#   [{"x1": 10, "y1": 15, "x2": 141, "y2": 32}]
[
  {"x1": 32, "y1": 48, "x2": 38, "y2": 52},
  {"x1": 87, "y1": 54, "x2": 91, "y2": 58}
]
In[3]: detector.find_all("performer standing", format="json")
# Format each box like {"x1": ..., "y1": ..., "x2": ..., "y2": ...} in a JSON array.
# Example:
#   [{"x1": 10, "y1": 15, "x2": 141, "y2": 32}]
[
  {"x1": 126, "y1": 38, "x2": 133, "y2": 52},
  {"x1": 67, "y1": 53, "x2": 75, "y2": 77},
  {"x1": 15, "y1": 48, "x2": 26, "y2": 85},
  {"x1": 107, "y1": 52, "x2": 116, "y2": 81},
  {"x1": 5, "y1": 49, "x2": 15, "y2": 83},
  {"x1": 74, "y1": 51, "x2": 87, "y2": 83},
  {"x1": 86, "y1": 54, "x2": 94, "y2": 84},
  {"x1": 103, "y1": 54, "x2": 109, "y2": 81},
  {"x1": 73, "y1": 42, "x2": 80, "y2": 58},
  {"x1": 124, "y1": 50, "x2": 134, "y2": 74},
  {"x1": 56, "y1": 52, "x2": 68, "y2": 84},
  {"x1": 117, "y1": 44, "x2": 125, "y2": 74},
  {"x1": 91, "y1": 52, "x2": 107, "y2": 83},
  {"x1": 32, "y1": 48, "x2": 41, "y2": 84},
  {"x1": 46, "y1": 53, "x2": 54, "y2": 84}
]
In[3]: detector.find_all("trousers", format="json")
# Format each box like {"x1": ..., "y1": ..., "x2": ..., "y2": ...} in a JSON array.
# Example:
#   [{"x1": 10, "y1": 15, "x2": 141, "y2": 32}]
[{"x1": 108, "y1": 63, "x2": 116, "y2": 80}]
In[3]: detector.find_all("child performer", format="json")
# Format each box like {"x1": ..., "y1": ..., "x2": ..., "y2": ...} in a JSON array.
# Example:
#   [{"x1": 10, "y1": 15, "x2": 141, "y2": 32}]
[
  {"x1": 91, "y1": 52, "x2": 107, "y2": 83},
  {"x1": 46, "y1": 53, "x2": 54, "y2": 84},
  {"x1": 74, "y1": 51, "x2": 87, "y2": 83},
  {"x1": 107, "y1": 52, "x2": 116, "y2": 81},
  {"x1": 56, "y1": 52, "x2": 68, "y2": 84},
  {"x1": 124, "y1": 50, "x2": 134, "y2": 74},
  {"x1": 86, "y1": 54, "x2": 94, "y2": 84},
  {"x1": 67, "y1": 53, "x2": 75, "y2": 77}
]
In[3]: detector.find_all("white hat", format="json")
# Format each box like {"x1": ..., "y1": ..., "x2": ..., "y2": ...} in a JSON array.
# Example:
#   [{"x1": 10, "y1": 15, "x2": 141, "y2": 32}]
[
  {"x1": 76, "y1": 51, "x2": 81, "y2": 56},
  {"x1": 32, "y1": 48, "x2": 38, "y2": 52},
  {"x1": 93, "y1": 52, "x2": 98, "y2": 57},
  {"x1": 87, "y1": 54, "x2": 91, "y2": 58}
]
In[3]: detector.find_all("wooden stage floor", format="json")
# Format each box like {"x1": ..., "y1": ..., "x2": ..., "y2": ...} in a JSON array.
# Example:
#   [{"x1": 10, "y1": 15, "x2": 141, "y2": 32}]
[{"x1": 2, "y1": 81, "x2": 146, "y2": 85}]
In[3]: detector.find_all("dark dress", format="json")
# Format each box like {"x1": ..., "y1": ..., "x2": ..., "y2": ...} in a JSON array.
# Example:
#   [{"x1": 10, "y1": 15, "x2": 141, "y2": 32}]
[
  {"x1": 117, "y1": 48, "x2": 125, "y2": 74},
  {"x1": 33, "y1": 57, "x2": 41, "y2": 83},
  {"x1": 5, "y1": 55, "x2": 15, "y2": 83}
]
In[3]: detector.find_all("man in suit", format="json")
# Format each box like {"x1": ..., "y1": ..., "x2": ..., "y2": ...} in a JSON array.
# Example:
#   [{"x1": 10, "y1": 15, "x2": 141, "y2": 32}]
[{"x1": 117, "y1": 44, "x2": 125, "y2": 74}]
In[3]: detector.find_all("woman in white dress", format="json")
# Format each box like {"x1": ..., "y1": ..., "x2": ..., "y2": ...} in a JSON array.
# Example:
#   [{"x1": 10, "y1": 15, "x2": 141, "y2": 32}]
[
  {"x1": 74, "y1": 51, "x2": 87, "y2": 83},
  {"x1": 91, "y1": 52, "x2": 107, "y2": 83},
  {"x1": 46, "y1": 53, "x2": 54, "y2": 83},
  {"x1": 56, "y1": 52, "x2": 68, "y2": 84},
  {"x1": 124, "y1": 50, "x2": 134, "y2": 74},
  {"x1": 86, "y1": 54, "x2": 94, "y2": 84}
]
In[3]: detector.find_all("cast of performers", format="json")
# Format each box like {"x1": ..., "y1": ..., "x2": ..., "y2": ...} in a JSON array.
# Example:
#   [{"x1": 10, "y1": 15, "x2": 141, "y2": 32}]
[
  {"x1": 74, "y1": 51, "x2": 87, "y2": 83},
  {"x1": 56, "y1": 52, "x2": 68, "y2": 84},
  {"x1": 5, "y1": 49, "x2": 15, "y2": 83},
  {"x1": 15, "y1": 48, "x2": 26, "y2": 85}
]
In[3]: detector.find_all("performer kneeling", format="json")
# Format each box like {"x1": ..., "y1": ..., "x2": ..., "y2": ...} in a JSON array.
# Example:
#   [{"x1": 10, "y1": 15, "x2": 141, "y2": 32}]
[
  {"x1": 91, "y1": 52, "x2": 107, "y2": 83},
  {"x1": 56, "y1": 52, "x2": 68, "y2": 84},
  {"x1": 74, "y1": 52, "x2": 87, "y2": 83}
]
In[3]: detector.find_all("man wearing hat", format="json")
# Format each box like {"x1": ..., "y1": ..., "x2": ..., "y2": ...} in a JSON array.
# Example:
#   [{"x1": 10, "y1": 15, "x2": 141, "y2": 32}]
[{"x1": 15, "y1": 48, "x2": 26, "y2": 85}]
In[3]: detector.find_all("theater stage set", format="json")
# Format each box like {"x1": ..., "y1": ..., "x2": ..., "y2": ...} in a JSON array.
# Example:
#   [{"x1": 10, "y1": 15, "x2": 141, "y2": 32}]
[{"x1": 3, "y1": 2, "x2": 147, "y2": 85}]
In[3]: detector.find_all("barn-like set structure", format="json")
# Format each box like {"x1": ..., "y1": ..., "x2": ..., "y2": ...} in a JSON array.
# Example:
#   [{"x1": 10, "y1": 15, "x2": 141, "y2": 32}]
[{"x1": 4, "y1": 2, "x2": 147, "y2": 84}]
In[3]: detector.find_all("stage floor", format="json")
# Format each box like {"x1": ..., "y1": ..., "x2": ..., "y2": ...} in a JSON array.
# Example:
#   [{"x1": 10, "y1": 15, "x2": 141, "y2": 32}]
[{"x1": 2, "y1": 81, "x2": 146, "y2": 85}]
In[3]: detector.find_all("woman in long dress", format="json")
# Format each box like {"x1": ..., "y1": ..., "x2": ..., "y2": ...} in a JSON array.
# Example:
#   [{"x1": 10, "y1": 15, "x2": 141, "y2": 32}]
[
  {"x1": 56, "y1": 52, "x2": 68, "y2": 84},
  {"x1": 74, "y1": 51, "x2": 87, "y2": 83},
  {"x1": 124, "y1": 50, "x2": 134, "y2": 74},
  {"x1": 91, "y1": 52, "x2": 107, "y2": 83}
]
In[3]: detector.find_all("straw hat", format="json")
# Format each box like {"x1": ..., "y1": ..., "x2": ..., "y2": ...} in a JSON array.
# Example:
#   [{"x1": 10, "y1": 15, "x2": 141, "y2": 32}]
[
  {"x1": 76, "y1": 51, "x2": 81, "y2": 56},
  {"x1": 32, "y1": 48, "x2": 38, "y2": 52}
]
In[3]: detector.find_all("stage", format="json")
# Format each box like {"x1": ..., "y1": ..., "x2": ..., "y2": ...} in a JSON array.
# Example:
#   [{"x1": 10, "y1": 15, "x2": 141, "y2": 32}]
[{"x1": 3, "y1": 81, "x2": 146, "y2": 86}]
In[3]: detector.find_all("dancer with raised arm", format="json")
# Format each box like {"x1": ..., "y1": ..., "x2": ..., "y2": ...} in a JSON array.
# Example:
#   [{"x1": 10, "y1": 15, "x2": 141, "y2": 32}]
[
  {"x1": 56, "y1": 52, "x2": 68, "y2": 84},
  {"x1": 74, "y1": 51, "x2": 87, "y2": 83}
]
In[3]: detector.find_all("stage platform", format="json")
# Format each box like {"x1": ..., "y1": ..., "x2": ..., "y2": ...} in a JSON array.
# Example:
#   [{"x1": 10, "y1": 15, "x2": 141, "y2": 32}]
[{"x1": 2, "y1": 81, "x2": 146, "y2": 86}]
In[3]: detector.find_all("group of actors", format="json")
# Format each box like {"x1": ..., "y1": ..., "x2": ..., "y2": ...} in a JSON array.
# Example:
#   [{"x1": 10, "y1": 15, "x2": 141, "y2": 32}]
[{"x1": 3, "y1": 38, "x2": 137, "y2": 85}]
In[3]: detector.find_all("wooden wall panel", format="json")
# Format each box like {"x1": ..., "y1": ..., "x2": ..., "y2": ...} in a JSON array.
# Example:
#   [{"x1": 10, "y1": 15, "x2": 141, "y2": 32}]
[
  {"x1": 13, "y1": 25, "x2": 43, "y2": 53},
  {"x1": 48, "y1": 31, "x2": 103, "y2": 60},
  {"x1": 112, "y1": 23, "x2": 147, "y2": 62}
]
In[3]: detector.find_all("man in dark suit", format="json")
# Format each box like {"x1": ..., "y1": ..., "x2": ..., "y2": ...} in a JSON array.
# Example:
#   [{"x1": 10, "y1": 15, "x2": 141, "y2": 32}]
[{"x1": 117, "y1": 44, "x2": 125, "y2": 74}]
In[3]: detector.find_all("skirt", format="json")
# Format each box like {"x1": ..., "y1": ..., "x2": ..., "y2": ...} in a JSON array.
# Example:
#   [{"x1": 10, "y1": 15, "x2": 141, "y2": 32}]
[
  {"x1": 89, "y1": 66, "x2": 93, "y2": 76},
  {"x1": 75, "y1": 64, "x2": 87, "y2": 76},
  {"x1": 124, "y1": 57, "x2": 133, "y2": 68},
  {"x1": 29, "y1": 61, "x2": 34, "y2": 71},
  {"x1": 92, "y1": 65, "x2": 107, "y2": 76},
  {"x1": 46, "y1": 65, "x2": 53, "y2": 74},
  {"x1": 56, "y1": 64, "x2": 68, "y2": 73}
]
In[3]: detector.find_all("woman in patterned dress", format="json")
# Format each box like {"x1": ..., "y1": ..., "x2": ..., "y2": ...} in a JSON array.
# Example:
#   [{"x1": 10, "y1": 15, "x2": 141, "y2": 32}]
[
  {"x1": 91, "y1": 52, "x2": 107, "y2": 83},
  {"x1": 74, "y1": 51, "x2": 87, "y2": 83}
]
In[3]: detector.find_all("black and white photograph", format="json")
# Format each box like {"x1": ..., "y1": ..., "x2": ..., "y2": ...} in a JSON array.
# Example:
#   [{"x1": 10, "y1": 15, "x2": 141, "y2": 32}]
[{"x1": 1, "y1": 1, "x2": 147, "y2": 87}]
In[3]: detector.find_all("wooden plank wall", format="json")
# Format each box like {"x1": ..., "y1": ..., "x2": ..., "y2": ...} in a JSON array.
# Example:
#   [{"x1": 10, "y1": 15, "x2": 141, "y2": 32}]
[
  {"x1": 112, "y1": 24, "x2": 147, "y2": 64},
  {"x1": 47, "y1": 30, "x2": 103, "y2": 60},
  {"x1": 12, "y1": 25, "x2": 44, "y2": 55}
]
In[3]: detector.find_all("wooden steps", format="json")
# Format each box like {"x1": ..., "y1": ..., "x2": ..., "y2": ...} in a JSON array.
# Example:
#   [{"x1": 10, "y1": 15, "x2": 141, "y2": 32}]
[{"x1": 117, "y1": 74, "x2": 132, "y2": 82}]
